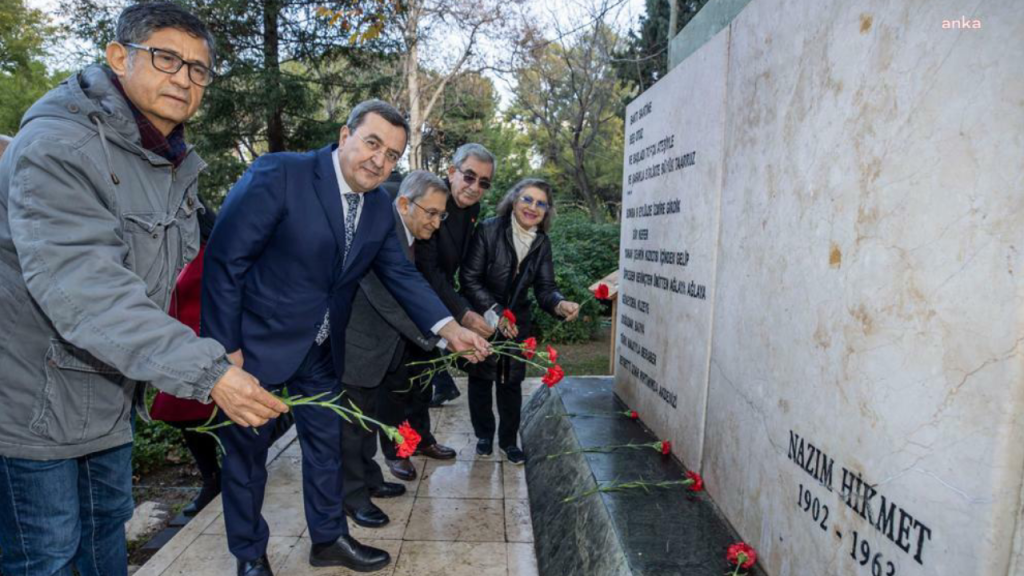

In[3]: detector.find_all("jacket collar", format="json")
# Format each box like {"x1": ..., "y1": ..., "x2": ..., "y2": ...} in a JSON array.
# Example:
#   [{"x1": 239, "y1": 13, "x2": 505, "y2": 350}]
[{"x1": 313, "y1": 144, "x2": 348, "y2": 260}]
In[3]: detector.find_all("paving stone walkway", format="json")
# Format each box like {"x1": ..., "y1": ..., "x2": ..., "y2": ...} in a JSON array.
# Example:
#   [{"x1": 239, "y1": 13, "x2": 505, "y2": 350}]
[{"x1": 137, "y1": 378, "x2": 543, "y2": 576}]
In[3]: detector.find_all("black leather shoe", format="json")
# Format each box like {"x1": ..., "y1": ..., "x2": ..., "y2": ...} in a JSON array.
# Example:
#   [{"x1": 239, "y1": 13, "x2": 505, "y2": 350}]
[
  {"x1": 476, "y1": 437, "x2": 493, "y2": 456},
  {"x1": 369, "y1": 481, "x2": 406, "y2": 499},
  {"x1": 415, "y1": 442, "x2": 456, "y2": 460},
  {"x1": 309, "y1": 535, "x2": 391, "y2": 571},
  {"x1": 237, "y1": 554, "x2": 273, "y2": 576},
  {"x1": 385, "y1": 458, "x2": 417, "y2": 481},
  {"x1": 429, "y1": 386, "x2": 462, "y2": 407},
  {"x1": 345, "y1": 502, "x2": 390, "y2": 528},
  {"x1": 502, "y1": 445, "x2": 526, "y2": 465}
]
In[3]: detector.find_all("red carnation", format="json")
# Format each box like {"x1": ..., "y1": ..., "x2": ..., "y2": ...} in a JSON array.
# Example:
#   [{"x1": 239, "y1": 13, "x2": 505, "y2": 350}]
[
  {"x1": 542, "y1": 365, "x2": 565, "y2": 387},
  {"x1": 629, "y1": 410, "x2": 639, "y2": 420},
  {"x1": 727, "y1": 543, "x2": 757, "y2": 570},
  {"x1": 522, "y1": 337, "x2": 538, "y2": 360},
  {"x1": 592, "y1": 283, "x2": 610, "y2": 300},
  {"x1": 395, "y1": 421, "x2": 422, "y2": 459},
  {"x1": 546, "y1": 344, "x2": 559, "y2": 363},
  {"x1": 502, "y1": 309, "x2": 517, "y2": 326},
  {"x1": 685, "y1": 470, "x2": 704, "y2": 492},
  {"x1": 660, "y1": 440, "x2": 671, "y2": 455}
]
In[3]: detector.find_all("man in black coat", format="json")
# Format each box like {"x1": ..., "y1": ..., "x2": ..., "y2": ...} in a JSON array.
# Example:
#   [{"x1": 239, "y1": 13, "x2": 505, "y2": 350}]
[
  {"x1": 338, "y1": 171, "x2": 453, "y2": 521},
  {"x1": 415, "y1": 143, "x2": 498, "y2": 407}
]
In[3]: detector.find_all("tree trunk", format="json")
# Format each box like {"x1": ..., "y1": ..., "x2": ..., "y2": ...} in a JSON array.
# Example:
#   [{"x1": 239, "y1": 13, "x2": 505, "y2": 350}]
[
  {"x1": 404, "y1": 1, "x2": 423, "y2": 169},
  {"x1": 668, "y1": 0, "x2": 679, "y2": 39},
  {"x1": 573, "y1": 146, "x2": 602, "y2": 222},
  {"x1": 263, "y1": 0, "x2": 285, "y2": 152}
]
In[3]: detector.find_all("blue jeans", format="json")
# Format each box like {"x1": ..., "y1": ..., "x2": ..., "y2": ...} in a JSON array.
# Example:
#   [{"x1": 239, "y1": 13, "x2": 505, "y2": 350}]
[{"x1": 0, "y1": 442, "x2": 134, "y2": 576}]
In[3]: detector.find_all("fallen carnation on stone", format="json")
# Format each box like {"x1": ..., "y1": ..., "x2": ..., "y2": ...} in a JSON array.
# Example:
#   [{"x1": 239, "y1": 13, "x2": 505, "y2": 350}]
[
  {"x1": 395, "y1": 420, "x2": 422, "y2": 458},
  {"x1": 542, "y1": 365, "x2": 565, "y2": 387},
  {"x1": 684, "y1": 470, "x2": 703, "y2": 492},
  {"x1": 592, "y1": 283, "x2": 610, "y2": 300},
  {"x1": 630, "y1": 410, "x2": 639, "y2": 420},
  {"x1": 660, "y1": 440, "x2": 671, "y2": 455},
  {"x1": 727, "y1": 542, "x2": 757, "y2": 574}
]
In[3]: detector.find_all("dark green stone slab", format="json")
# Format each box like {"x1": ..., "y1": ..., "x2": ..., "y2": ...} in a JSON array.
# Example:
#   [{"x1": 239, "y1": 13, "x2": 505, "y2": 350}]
[{"x1": 522, "y1": 376, "x2": 765, "y2": 576}]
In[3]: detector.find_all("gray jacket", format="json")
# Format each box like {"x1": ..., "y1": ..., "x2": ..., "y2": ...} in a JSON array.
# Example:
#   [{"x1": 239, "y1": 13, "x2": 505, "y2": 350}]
[
  {"x1": 341, "y1": 205, "x2": 438, "y2": 387},
  {"x1": 0, "y1": 65, "x2": 231, "y2": 460}
]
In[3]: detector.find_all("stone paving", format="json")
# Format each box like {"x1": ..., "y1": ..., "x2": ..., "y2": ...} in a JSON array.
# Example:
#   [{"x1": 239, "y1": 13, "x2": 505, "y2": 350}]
[{"x1": 137, "y1": 378, "x2": 544, "y2": 576}]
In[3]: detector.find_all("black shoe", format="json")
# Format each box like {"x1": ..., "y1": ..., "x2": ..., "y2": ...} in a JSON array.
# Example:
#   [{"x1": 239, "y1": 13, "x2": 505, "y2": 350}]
[
  {"x1": 502, "y1": 445, "x2": 526, "y2": 465},
  {"x1": 309, "y1": 535, "x2": 391, "y2": 571},
  {"x1": 429, "y1": 386, "x2": 462, "y2": 408},
  {"x1": 385, "y1": 458, "x2": 417, "y2": 481},
  {"x1": 476, "y1": 437, "x2": 493, "y2": 456},
  {"x1": 415, "y1": 442, "x2": 456, "y2": 460},
  {"x1": 345, "y1": 502, "x2": 390, "y2": 528},
  {"x1": 370, "y1": 481, "x2": 407, "y2": 499},
  {"x1": 237, "y1": 554, "x2": 274, "y2": 576}
]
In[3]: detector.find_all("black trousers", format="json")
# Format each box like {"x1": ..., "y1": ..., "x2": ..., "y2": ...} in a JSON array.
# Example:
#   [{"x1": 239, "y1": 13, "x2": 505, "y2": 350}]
[
  {"x1": 377, "y1": 348, "x2": 436, "y2": 459},
  {"x1": 340, "y1": 385, "x2": 385, "y2": 509},
  {"x1": 432, "y1": 369, "x2": 459, "y2": 398},
  {"x1": 468, "y1": 374, "x2": 523, "y2": 449},
  {"x1": 166, "y1": 419, "x2": 221, "y2": 487}
]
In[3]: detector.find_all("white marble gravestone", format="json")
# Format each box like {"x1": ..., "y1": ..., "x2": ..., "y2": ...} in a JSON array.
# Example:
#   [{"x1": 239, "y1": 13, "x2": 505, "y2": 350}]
[{"x1": 615, "y1": 0, "x2": 1024, "y2": 575}]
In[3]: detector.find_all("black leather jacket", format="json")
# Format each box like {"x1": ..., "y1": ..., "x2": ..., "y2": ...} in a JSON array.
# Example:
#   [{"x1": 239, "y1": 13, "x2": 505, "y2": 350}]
[{"x1": 460, "y1": 215, "x2": 564, "y2": 381}]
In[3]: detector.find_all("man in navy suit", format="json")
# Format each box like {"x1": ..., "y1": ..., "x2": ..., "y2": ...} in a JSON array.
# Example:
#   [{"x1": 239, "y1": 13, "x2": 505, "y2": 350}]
[{"x1": 201, "y1": 100, "x2": 490, "y2": 576}]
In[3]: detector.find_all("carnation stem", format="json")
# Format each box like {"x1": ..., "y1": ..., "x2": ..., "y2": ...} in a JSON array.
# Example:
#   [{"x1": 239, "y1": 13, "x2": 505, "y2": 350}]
[
  {"x1": 561, "y1": 478, "x2": 696, "y2": 503},
  {"x1": 546, "y1": 441, "x2": 662, "y2": 459},
  {"x1": 189, "y1": 390, "x2": 403, "y2": 450}
]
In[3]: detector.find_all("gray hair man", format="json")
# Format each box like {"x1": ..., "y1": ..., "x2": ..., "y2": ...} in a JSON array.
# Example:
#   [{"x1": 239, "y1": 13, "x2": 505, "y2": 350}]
[
  {"x1": 337, "y1": 170, "x2": 452, "y2": 524},
  {"x1": 0, "y1": 3, "x2": 286, "y2": 575},
  {"x1": 414, "y1": 143, "x2": 499, "y2": 410}
]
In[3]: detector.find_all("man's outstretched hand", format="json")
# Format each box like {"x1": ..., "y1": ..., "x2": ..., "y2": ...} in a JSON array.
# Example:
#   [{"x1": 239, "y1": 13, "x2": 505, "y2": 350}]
[
  {"x1": 438, "y1": 320, "x2": 491, "y2": 363},
  {"x1": 210, "y1": 365, "x2": 289, "y2": 427}
]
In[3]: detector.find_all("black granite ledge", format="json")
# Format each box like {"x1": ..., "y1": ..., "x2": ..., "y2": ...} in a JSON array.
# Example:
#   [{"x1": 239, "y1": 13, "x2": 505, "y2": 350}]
[{"x1": 522, "y1": 376, "x2": 766, "y2": 576}]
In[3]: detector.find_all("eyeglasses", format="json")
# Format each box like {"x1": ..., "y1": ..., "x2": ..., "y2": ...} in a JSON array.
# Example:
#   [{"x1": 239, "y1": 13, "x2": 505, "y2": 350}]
[
  {"x1": 519, "y1": 194, "x2": 549, "y2": 211},
  {"x1": 410, "y1": 199, "x2": 448, "y2": 221},
  {"x1": 356, "y1": 133, "x2": 402, "y2": 164},
  {"x1": 125, "y1": 43, "x2": 215, "y2": 87},
  {"x1": 457, "y1": 168, "x2": 492, "y2": 190}
]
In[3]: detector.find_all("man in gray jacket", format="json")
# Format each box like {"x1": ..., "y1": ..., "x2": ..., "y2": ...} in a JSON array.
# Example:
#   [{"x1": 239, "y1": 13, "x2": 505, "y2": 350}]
[{"x1": 0, "y1": 4, "x2": 286, "y2": 575}]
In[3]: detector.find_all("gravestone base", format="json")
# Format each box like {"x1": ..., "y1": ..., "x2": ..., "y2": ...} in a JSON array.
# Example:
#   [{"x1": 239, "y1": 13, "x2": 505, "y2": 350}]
[{"x1": 522, "y1": 377, "x2": 764, "y2": 576}]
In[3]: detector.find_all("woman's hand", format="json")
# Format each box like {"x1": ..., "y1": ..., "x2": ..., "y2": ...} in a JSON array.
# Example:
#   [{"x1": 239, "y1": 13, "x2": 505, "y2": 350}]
[
  {"x1": 557, "y1": 300, "x2": 581, "y2": 322},
  {"x1": 498, "y1": 317, "x2": 519, "y2": 339}
]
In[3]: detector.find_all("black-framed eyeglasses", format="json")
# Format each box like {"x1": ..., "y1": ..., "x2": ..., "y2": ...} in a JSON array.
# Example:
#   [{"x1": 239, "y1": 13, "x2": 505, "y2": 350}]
[
  {"x1": 410, "y1": 199, "x2": 448, "y2": 221},
  {"x1": 356, "y1": 133, "x2": 402, "y2": 164},
  {"x1": 519, "y1": 194, "x2": 549, "y2": 211},
  {"x1": 457, "y1": 168, "x2": 492, "y2": 190},
  {"x1": 125, "y1": 43, "x2": 215, "y2": 87}
]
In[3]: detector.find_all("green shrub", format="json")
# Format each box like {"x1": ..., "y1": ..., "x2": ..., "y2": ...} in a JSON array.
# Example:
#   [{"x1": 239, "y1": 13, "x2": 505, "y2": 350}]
[{"x1": 132, "y1": 388, "x2": 188, "y2": 477}]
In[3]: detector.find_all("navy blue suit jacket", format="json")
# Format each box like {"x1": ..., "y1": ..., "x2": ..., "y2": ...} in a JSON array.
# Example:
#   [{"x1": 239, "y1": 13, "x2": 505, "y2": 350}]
[{"x1": 201, "y1": 144, "x2": 449, "y2": 385}]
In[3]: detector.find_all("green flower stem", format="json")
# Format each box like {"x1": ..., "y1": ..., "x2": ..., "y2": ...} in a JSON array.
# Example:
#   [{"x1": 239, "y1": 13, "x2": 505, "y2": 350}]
[
  {"x1": 731, "y1": 553, "x2": 750, "y2": 576},
  {"x1": 546, "y1": 441, "x2": 662, "y2": 460},
  {"x1": 545, "y1": 410, "x2": 635, "y2": 420},
  {"x1": 189, "y1": 390, "x2": 402, "y2": 453},
  {"x1": 401, "y1": 340, "x2": 556, "y2": 392},
  {"x1": 562, "y1": 478, "x2": 697, "y2": 503}
]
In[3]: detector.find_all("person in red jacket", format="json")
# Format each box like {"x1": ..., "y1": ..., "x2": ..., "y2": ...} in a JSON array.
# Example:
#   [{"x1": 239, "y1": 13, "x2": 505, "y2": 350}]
[{"x1": 149, "y1": 198, "x2": 221, "y2": 516}]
